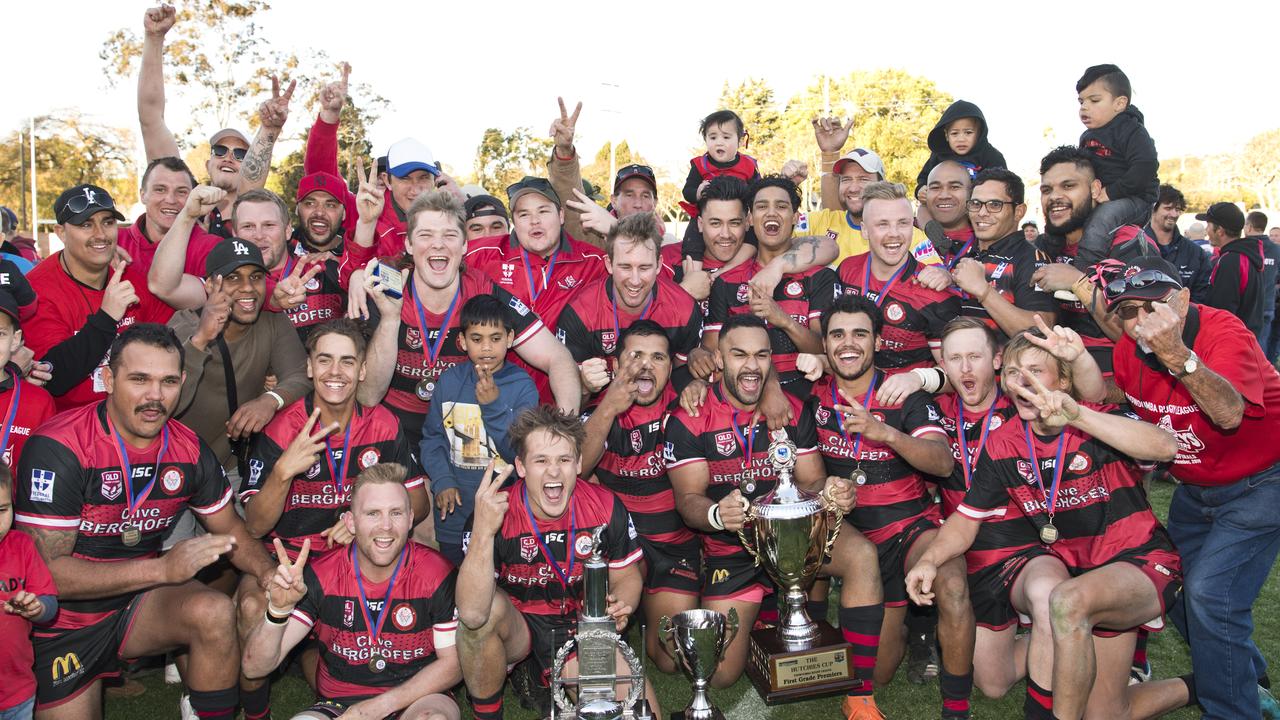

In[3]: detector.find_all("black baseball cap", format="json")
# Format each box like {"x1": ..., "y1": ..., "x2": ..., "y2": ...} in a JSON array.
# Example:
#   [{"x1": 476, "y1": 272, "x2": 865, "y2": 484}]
[
  {"x1": 1102, "y1": 256, "x2": 1182, "y2": 307},
  {"x1": 205, "y1": 237, "x2": 266, "y2": 279},
  {"x1": 54, "y1": 184, "x2": 126, "y2": 225},
  {"x1": 0, "y1": 290, "x2": 20, "y2": 329},
  {"x1": 1195, "y1": 202, "x2": 1245, "y2": 237},
  {"x1": 506, "y1": 177, "x2": 560, "y2": 209},
  {"x1": 614, "y1": 164, "x2": 657, "y2": 194},
  {"x1": 464, "y1": 194, "x2": 509, "y2": 221}
]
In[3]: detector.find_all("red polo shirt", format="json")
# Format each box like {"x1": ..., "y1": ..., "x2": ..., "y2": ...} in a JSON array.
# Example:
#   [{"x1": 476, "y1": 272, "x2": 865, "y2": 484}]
[
  {"x1": 118, "y1": 214, "x2": 223, "y2": 277},
  {"x1": 465, "y1": 231, "x2": 606, "y2": 329}
]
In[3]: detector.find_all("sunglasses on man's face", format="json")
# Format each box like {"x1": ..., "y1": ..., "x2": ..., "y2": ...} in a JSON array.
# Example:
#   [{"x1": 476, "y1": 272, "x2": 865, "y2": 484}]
[
  {"x1": 1114, "y1": 301, "x2": 1157, "y2": 321},
  {"x1": 211, "y1": 144, "x2": 248, "y2": 161}
]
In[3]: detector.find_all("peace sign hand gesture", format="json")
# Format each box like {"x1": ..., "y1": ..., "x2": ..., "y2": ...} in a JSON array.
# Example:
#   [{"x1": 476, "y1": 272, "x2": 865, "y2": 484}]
[
  {"x1": 319, "y1": 62, "x2": 351, "y2": 123},
  {"x1": 1024, "y1": 314, "x2": 1085, "y2": 364},
  {"x1": 272, "y1": 255, "x2": 324, "y2": 311},
  {"x1": 277, "y1": 409, "x2": 340, "y2": 482},
  {"x1": 353, "y1": 157, "x2": 386, "y2": 226},
  {"x1": 472, "y1": 460, "x2": 514, "y2": 538},
  {"x1": 268, "y1": 538, "x2": 311, "y2": 614},
  {"x1": 259, "y1": 75, "x2": 296, "y2": 132},
  {"x1": 550, "y1": 97, "x2": 582, "y2": 156},
  {"x1": 1006, "y1": 365, "x2": 1080, "y2": 429}
]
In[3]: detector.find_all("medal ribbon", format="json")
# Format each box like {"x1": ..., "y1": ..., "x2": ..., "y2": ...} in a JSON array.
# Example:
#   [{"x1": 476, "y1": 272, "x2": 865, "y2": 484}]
[
  {"x1": 730, "y1": 411, "x2": 759, "y2": 471},
  {"x1": 1023, "y1": 422, "x2": 1069, "y2": 523},
  {"x1": 522, "y1": 247, "x2": 560, "y2": 302},
  {"x1": 860, "y1": 259, "x2": 910, "y2": 309},
  {"x1": 324, "y1": 419, "x2": 354, "y2": 492},
  {"x1": 0, "y1": 381, "x2": 21, "y2": 461},
  {"x1": 409, "y1": 279, "x2": 462, "y2": 367},
  {"x1": 610, "y1": 284, "x2": 654, "y2": 349},
  {"x1": 833, "y1": 371, "x2": 879, "y2": 462},
  {"x1": 521, "y1": 485, "x2": 577, "y2": 611},
  {"x1": 957, "y1": 389, "x2": 1000, "y2": 489},
  {"x1": 352, "y1": 542, "x2": 408, "y2": 654},
  {"x1": 946, "y1": 236, "x2": 977, "y2": 271},
  {"x1": 107, "y1": 416, "x2": 169, "y2": 522}
]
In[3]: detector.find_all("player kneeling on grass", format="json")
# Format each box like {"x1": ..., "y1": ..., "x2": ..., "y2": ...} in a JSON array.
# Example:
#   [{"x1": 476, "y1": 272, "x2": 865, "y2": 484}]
[
  {"x1": 454, "y1": 406, "x2": 659, "y2": 720},
  {"x1": 242, "y1": 463, "x2": 461, "y2": 720},
  {"x1": 906, "y1": 328, "x2": 1195, "y2": 720}
]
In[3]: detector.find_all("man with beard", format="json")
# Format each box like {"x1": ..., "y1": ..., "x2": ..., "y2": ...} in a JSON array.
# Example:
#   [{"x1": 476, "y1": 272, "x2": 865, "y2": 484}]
[
  {"x1": 555, "y1": 212, "x2": 705, "y2": 397},
  {"x1": 916, "y1": 169, "x2": 1057, "y2": 339},
  {"x1": 117, "y1": 158, "x2": 223, "y2": 278},
  {"x1": 580, "y1": 321, "x2": 696, "y2": 673},
  {"x1": 806, "y1": 295, "x2": 970, "y2": 718},
  {"x1": 26, "y1": 184, "x2": 175, "y2": 412},
  {"x1": 16, "y1": 323, "x2": 275, "y2": 719},
  {"x1": 1144, "y1": 185, "x2": 1211, "y2": 302},
  {"x1": 455, "y1": 407, "x2": 655, "y2": 720},
  {"x1": 242, "y1": 464, "x2": 462, "y2": 720},
  {"x1": 808, "y1": 117, "x2": 940, "y2": 266},
  {"x1": 665, "y1": 314, "x2": 884, "y2": 720},
  {"x1": 138, "y1": 5, "x2": 291, "y2": 239}
]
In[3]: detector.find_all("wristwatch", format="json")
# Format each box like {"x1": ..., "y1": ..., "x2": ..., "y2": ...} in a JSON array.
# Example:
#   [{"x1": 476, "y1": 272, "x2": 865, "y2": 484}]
[{"x1": 1171, "y1": 351, "x2": 1200, "y2": 378}]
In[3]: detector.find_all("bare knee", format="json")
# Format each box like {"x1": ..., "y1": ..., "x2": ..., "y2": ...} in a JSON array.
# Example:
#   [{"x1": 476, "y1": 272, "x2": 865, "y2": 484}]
[
  {"x1": 935, "y1": 564, "x2": 970, "y2": 614},
  {"x1": 1048, "y1": 582, "x2": 1092, "y2": 636}
]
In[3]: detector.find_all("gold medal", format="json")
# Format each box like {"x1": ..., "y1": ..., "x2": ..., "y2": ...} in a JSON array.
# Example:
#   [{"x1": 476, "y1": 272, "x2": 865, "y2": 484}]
[
  {"x1": 368, "y1": 652, "x2": 387, "y2": 673},
  {"x1": 415, "y1": 379, "x2": 435, "y2": 401},
  {"x1": 849, "y1": 468, "x2": 868, "y2": 486},
  {"x1": 1040, "y1": 522, "x2": 1059, "y2": 545},
  {"x1": 121, "y1": 523, "x2": 142, "y2": 547}
]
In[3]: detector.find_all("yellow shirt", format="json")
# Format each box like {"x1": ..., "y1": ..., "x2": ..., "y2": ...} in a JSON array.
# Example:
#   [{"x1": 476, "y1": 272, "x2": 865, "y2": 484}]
[{"x1": 801, "y1": 209, "x2": 942, "y2": 268}]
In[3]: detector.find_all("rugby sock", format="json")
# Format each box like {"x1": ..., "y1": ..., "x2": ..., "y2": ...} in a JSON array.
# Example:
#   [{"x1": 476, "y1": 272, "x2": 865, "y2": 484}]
[
  {"x1": 839, "y1": 604, "x2": 883, "y2": 697},
  {"x1": 1023, "y1": 678, "x2": 1054, "y2": 720},
  {"x1": 806, "y1": 599, "x2": 829, "y2": 622},
  {"x1": 239, "y1": 681, "x2": 271, "y2": 720},
  {"x1": 470, "y1": 689, "x2": 504, "y2": 720},
  {"x1": 1132, "y1": 629, "x2": 1149, "y2": 668},
  {"x1": 940, "y1": 670, "x2": 972, "y2": 718},
  {"x1": 758, "y1": 592, "x2": 779, "y2": 626},
  {"x1": 189, "y1": 687, "x2": 239, "y2": 720},
  {"x1": 1179, "y1": 673, "x2": 1199, "y2": 708}
]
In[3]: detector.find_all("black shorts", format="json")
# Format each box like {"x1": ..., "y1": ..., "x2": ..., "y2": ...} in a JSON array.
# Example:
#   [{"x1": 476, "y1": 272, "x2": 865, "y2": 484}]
[
  {"x1": 519, "y1": 611, "x2": 578, "y2": 688},
  {"x1": 874, "y1": 515, "x2": 939, "y2": 606},
  {"x1": 701, "y1": 551, "x2": 770, "y2": 601},
  {"x1": 967, "y1": 547, "x2": 1049, "y2": 631},
  {"x1": 1077, "y1": 537, "x2": 1182, "y2": 637},
  {"x1": 638, "y1": 535, "x2": 701, "y2": 596},
  {"x1": 32, "y1": 596, "x2": 145, "y2": 709}
]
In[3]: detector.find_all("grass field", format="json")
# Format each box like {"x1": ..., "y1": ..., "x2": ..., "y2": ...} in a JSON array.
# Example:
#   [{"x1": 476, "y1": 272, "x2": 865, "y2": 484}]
[{"x1": 106, "y1": 481, "x2": 1277, "y2": 718}]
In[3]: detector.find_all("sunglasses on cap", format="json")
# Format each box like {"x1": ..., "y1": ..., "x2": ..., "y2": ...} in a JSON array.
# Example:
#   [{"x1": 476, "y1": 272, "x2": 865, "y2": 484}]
[
  {"x1": 211, "y1": 144, "x2": 248, "y2": 161},
  {"x1": 1104, "y1": 268, "x2": 1180, "y2": 301},
  {"x1": 506, "y1": 177, "x2": 556, "y2": 197},
  {"x1": 64, "y1": 187, "x2": 116, "y2": 216}
]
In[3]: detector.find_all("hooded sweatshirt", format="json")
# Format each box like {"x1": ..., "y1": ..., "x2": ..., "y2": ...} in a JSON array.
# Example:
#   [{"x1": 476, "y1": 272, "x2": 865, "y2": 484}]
[
  {"x1": 1207, "y1": 236, "x2": 1265, "y2": 335},
  {"x1": 1079, "y1": 105, "x2": 1159, "y2": 204},
  {"x1": 916, "y1": 100, "x2": 1008, "y2": 189}
]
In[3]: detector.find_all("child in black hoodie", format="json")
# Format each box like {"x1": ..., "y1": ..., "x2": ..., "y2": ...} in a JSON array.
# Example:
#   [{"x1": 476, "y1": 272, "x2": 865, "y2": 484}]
[
  {"x1": 915, "y1": 100, "x2": 1007, "y2": 190},
  {"x1": 1075, "y1": 64, "x2": 1159, "y2": 269}
]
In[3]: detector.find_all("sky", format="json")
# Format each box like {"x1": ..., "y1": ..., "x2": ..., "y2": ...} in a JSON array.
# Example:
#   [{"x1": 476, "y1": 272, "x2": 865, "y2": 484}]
[{"x1": 5, "y1": 0, "x2": 1280, "y2": 201}]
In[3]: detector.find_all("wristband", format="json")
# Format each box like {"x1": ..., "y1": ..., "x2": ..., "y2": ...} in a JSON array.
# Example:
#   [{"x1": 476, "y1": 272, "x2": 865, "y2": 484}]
[
  {"x1": 265, "y1": 609, "x2": 289, "y2": 625},
  {"x1": 708, "y1": 504, "x2": 725, "y2": 531},
  {"x1": 265, "y1": 391, "x2": 285, "y2": 410},
  {"x1": 911, "y1": 367, "x2": 944, "y2": 393}
]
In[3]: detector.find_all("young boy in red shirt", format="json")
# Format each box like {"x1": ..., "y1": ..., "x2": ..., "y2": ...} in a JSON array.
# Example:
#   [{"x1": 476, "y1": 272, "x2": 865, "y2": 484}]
[{"x1": 1, "y1": 462, "x2": 58, "y2": 720}]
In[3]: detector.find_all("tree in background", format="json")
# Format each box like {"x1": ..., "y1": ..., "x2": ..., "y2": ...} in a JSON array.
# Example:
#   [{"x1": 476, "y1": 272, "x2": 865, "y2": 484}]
[
  {"x1": 473, "y1": 128, "x2": 553, "y2": 195},
  {"x1": 716, "y1": 78, "x2": 784, "y2": 171}
]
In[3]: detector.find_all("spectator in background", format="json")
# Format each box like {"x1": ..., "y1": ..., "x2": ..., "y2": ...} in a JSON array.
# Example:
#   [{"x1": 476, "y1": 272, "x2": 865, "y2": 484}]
[
  {"x1": 1186, "y1": 221, "x2": 1211, "y2": 252},
  {"x1": 1144, "y1": 184, "x2": 1212, "y2": 302},
  {"x1": 1246, "y1": 211, "x2": 1280, "y2": 350},
  {"x1": 1021, "y1": 221, "x2": 1038, "y2": 242},
  {"x1": 1202, "y1": 202, "x2": 1264, "y2": 336},
  {"x1": 0, "y1": 208, "x2": 37, "y2": 271}
]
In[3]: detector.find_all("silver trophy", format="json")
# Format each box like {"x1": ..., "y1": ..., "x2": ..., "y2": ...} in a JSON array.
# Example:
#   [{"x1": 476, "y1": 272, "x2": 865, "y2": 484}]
[
  {"x1": 659, "y1": 608, "x2": 739, "y2": 720},
  {"x1": 551, "y1": 527, "x2": 647, "y2": 720}
]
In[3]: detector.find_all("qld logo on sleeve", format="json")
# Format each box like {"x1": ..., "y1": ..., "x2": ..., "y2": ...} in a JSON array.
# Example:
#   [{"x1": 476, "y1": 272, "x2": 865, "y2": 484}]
[{"x1": 100, "y1": 471, "x2": 123, "y2": 501}]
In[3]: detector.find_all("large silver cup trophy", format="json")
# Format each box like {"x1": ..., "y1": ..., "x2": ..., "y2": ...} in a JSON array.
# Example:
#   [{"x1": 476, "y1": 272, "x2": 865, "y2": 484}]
[
  {"x1": 659, "y1": 608, "x2": 739, "y2": 720},
  {"x1": 739, "y1": 430, "x2": 858, "y2": 703}
]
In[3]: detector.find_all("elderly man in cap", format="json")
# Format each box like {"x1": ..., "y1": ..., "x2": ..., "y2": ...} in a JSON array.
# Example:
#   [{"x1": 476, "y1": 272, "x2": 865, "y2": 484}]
[
  {"x1": 25, "y1": 184, "x2": 174, "y2": 411},
  {"x1": 1201, "y1": 202, "x2": 1265, "y2": 335},
  {"x1": 1103, "y1": 255, "x2": 1280, "y2": 718}
]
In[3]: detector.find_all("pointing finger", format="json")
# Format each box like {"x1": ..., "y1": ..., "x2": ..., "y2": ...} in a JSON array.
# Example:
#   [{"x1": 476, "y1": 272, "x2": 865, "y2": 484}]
[{"x1": 340, "y1": 62, "x2": 350, "y2": 86}]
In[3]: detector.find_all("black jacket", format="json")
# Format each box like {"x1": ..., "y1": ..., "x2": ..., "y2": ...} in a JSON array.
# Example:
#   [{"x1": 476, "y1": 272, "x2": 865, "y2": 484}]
[
  {"x1": 916, "y1": 100, "x2": 1008, "y2": 189},
  {"x1": 1145, "y1": 223, "x2": 1213, "y2": 304},
  {"x1": 1207, "y1": 236, "x2": 1265, "y2": 335},
  {"x1": 1079, "y1": 105, "x2": 1158, "y2": 204}
]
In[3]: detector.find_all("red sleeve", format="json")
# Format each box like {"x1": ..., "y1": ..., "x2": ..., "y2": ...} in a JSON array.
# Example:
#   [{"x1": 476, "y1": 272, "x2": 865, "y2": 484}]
[
  {"x1": 23, "y1": 280, "x2": 75, "y2": 359},
  {"x1": 1198, "y1": 311, "x2": 1270, "y2": 414},
  {"x1": 304, "y1": 115, "x2": 340, "y2": 177},
  {"x1": 183, "y1": 227, "x2": 223, "y2": 277},
  {"x1": 339, "y1": 239, "x2": 379, "y2": 288},
  {"x1": 19, "y1": 534, "x2": 57, "y2": 597}
]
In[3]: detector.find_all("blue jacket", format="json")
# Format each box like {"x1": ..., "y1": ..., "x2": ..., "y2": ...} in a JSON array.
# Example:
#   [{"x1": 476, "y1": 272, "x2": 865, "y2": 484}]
[{"x1": 420, "y1": 361, "x2": 539, "y2": 546}]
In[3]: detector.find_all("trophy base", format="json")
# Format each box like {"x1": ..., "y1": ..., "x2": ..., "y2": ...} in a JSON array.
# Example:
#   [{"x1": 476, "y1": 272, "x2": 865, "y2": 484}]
[
  {"x1": 671, "y1": 712, "x2": 724, "y2": 720},
  {"x1": 745, "y1": 621, "x2": 860, "y2": 704}
]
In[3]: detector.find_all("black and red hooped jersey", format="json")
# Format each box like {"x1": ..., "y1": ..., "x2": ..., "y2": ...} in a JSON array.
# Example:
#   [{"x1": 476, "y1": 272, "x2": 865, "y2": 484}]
[
  {"x1": 275, "y1": 244, "x2": 347, "y2": 342},
  {"x1": 805, "y1": 376, "x2": 946, "y2": 544},
  {"x1": 292, "y1": 541, "x2": 458, "y2": 704},
  {"x1": 957, "y1": 407, "x2": 1176, "y2": 573},
  {"x1": 1034, "y1": 237, "x2": 1114, "y2": 372},
  {"x1": 589, "y1": 386, "x2": 691, "y2": 546},
  {"x1": 665, "y1": 385, "x2": 815, "y2": 559},
  {"x1": 707, "y1": 262, "x2": 840, "y2": 382},
  {"x1": 243, "y1": 396, "x2": 425, "y2": 558},
  {"x1": 836, "y1": 253, "x2": 960, "y2": 372},
  {"x1": 954, "y1": 232, "x2": 1057, "y2": 335},
  {"x1": 555, "y1": 277, "x2": 702, "y2": 365},
  {"x1": 15, "y1": 403, "x2": 231, "y2": 625},
  {"x1": 465, "y1": 479, "x2": 641, "y2": 619}
]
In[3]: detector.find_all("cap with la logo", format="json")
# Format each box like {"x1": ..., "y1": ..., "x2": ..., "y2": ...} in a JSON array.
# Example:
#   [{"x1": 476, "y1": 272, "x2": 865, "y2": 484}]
[
  {"x1": 205, "y1": 237, "x2": 267, "y2": 279},
  {"x1": 54, "y1": 184, "x2": 126, "y2": 225}
]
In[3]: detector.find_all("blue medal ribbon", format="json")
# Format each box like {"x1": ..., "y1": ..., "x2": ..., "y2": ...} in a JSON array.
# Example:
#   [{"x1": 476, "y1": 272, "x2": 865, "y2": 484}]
[
  {"x1": 522, "y1": 485, "x2": 577, "y2": 614},
  {"x1": 957, "y1": 389, "x2": 1000, "y2": 489},
  {"x1": 107, "y1": 416, "x2": 169, "y2": 523},
  {"x1": 832, "y1": 371, "x2": 879, "y2": 461},
  {"x1": 1023, "y1": 422, "x2": 1069, "y2": 525},
  {"x1": 352, "y1": 542, "x2": 408, "y2": 656},
  {"x1": 522, "y1": 247, "x2": 560, "y2": 303},
  {"x1": 860, "y1": 259, "x2": 910, "y2": 308},
  {"x1": 409, "y1": 279, "x2": 462, "y2": 367}
]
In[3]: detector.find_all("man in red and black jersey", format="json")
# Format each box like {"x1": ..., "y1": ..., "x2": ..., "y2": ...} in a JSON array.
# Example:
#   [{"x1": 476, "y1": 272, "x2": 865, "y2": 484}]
[
  {"x1": 836, "y1": 182, "x2": 960, "y2": 373},
  {"x1": 806, "y1": 294, "x2": 975, "y2": 718},
  {"x1": 908, "y1": 331, "x2": 1193, "y2": 720},
  {"x1": 705, "y1": 176, "x2": 840, "y2": 397},
  {"x1": 580, "y1": 321, "x2": 698, "y2": 674},
  {"x1": 455, "y1": 407, "x2": 653, "y2": 720},
  {"x1": 0, "y1": 290, "x2": 57, "y2": 472},
  {"x1": 26, "y1": 185, "x2": 175, "y2": 412},
  {"x1": 665, "y1": 314, "x2": 882, "y2": 719},
  {"x1": 242, "y1": 464, "x2": 461, "y2": 720},
  {"x1": 557, "y1": 212, "x2": 706, "y2": 398},
  {"x1": 15, "y1": 324, "x2": 274, "y2": 719},
  {"x1": 916, "y1": 169, "x2": 1057, "y2": 341}
]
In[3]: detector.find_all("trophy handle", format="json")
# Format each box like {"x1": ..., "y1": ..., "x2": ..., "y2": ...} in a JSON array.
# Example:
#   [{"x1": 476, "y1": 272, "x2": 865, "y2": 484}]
[
  {"x1": 735, "y1": 500, "x2": 762, "y2": 567},
  {"x1": 658, "y1": 615, "x2": 677, "y2": 660},
  {"x1": 822, "y1": 506, "x2": 844, "y2": 560},
  {"x1": 722, "y1": 607, "x2": 740, "y2": 654}
]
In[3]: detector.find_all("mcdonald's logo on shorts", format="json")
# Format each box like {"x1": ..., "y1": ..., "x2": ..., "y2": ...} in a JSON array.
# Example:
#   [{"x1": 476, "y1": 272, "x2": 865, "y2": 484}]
[
  {"x1": 52, "y1": 652, "x2": 83, "y2": 682},
  {"x1": 711, "y1": 568, "x2": 730, "y2": 585}
]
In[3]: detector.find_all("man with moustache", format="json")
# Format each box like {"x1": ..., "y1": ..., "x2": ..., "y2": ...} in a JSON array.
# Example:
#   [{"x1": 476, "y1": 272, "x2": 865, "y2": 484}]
[
  {"x1": 580, "y1": 321, "x2": 697, "y2": 673},
  {"x1": 16, "y1": 324, "x2": 275, "y2": 719},
  {"x1": 665, "y1": 314, "x2": 882, "y2": 720},
  {"x1": 1143, "y1": 185, "x2": 1211, "y2": 302}
]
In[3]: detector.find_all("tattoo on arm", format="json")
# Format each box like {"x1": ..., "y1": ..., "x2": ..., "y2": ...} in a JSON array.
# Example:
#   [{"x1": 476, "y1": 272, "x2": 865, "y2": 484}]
[
  {"x1": 26, "y1": 527, "x2": 76, "y2": 563},
  {"x1": 240, "y1": 131, "x2": 278, "y2": 185},
  {"x1": 781, "y1": 235, "x2": 821, "y2": 268}
]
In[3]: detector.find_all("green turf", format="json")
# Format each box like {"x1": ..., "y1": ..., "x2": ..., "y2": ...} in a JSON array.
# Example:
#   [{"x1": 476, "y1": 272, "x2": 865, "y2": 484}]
[{"x1": 106, "y1": 481, "x2": 1277, "y2": 718}]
